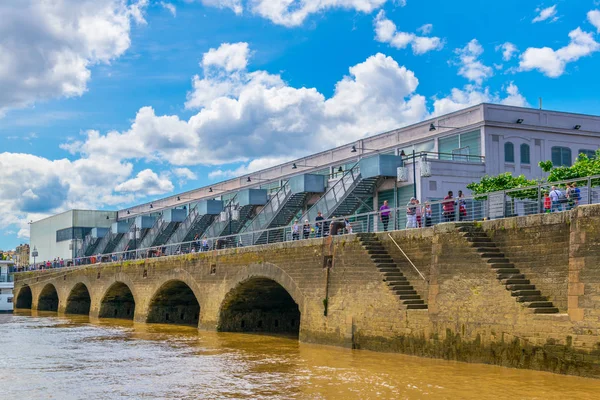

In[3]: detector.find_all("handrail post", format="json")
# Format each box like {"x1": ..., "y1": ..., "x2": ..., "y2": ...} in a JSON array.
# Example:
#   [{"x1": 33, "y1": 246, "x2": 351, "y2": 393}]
[
  {"x1": 537, "y1": 184, "x2": 542, "y2": 214},
  {"x1": 588, "y1": 176, "x2": 592, "y2": 205},
  {"x1": 387, "y1": 233, "x2": 427, "y2": 282}
]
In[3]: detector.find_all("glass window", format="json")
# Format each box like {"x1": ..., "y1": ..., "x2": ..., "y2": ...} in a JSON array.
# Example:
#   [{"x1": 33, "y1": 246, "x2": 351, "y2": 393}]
[
  {"x1": 438, "y1": 130, "x2": 480, "y2": 161},
  {"x1": 578, "y1": 149, "x2": 596, "y2": 159},
  {"x1": 504, "y1": 142, "x2": 515, "y2": 163},
  {"x1": 520, "y1": 144, "x2": 530, "y2": 164},
  {"x1": 551, "y1": 147, "x2": 572, "y2": 167}
]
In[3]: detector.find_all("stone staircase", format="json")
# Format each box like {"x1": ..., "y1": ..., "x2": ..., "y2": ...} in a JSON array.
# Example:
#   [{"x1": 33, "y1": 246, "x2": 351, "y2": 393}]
[
  {"x1": 357, "y1": 233, "x2": 427, "y2": 310},
  {"x1": 458, "y1": 224, "x2": 559, "y2": 314}
]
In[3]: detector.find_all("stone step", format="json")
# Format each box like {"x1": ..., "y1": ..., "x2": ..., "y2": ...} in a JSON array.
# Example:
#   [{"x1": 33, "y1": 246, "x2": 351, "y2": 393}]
[
  {"x1": 367, "y1": 250, "x2": 388, "y2": 255},
  {"x1": 394, "y1": 289, "x2": 417, "y2": 295},
  {"x1": 490, "y1": 263, "x2": 516, "y2": 269},
  {"x1": 497, "y1": 273, "x2": 525, "y2": 280},
  {"x1": 481, "y1": 252, "x2": 504, "y2": 258},
  {"x1": 485, "y1": 258, "x2": 510, "y2": 264},
  {"x1": 405, "y1": 304, "x2": 428, "y2": 310},
  {"x1": 389, "y1": 285, "x2": 413, "y2": 291},
  {"x1": 402, "y1": 299, "x2": 425, "y2": 305},
  {"x1": 398, "y1": 294, "x2": 421, "y2": 300},
  {"x1": 517, "y1": 295, "x2": 547, "y2": 303},
  {"x1": 496, "y1": 268, "x2": 521, "y2": 275},
  {"x1": 467, "y1": 238, "x2": 492, "y2": 244},
  {"x1": 511, "y1": 289, "x2": 542, "y2": 297},
  {"x1": 501, "y1": 278, "x2": 530, "y2": 285},
  {"x1": 506, "y1": 284, "x2": 536, "y2": 291},
  {"x1": 382, "y1": 273, "x2": 406, "y2": 280},
  {"x1": 525, "y1": 301, "x2": 554, "y2": 308},
  {"x1": 532, "y1": 307, "x2": 559, "y2": 314},
  {"x1": 379, "y1": 267, "x2": 399, "y2": 273},
  {"x1": 372, "y1": 257, "x2": 394, "y2": 263},
  {"x1": 474, "y1": 246, "x2": 500, "y2": 252},
  {"x1": 375, "y1": 263, "x2": 396, "y2": 268}
]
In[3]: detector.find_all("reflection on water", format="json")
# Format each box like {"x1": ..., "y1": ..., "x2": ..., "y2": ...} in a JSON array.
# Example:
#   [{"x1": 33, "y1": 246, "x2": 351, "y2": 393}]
[{"x1": 1, "y1": 311, "x2": 599, "y2": 399}]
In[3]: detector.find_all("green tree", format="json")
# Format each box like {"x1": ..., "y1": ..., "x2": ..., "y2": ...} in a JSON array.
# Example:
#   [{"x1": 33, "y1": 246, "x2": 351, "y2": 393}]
[
  {"x1": 539, "y1": 150, "x2": 600, "y2": 184},
  {"x1": 466, "y1": 172, "x2": 539, "y2": 199}
]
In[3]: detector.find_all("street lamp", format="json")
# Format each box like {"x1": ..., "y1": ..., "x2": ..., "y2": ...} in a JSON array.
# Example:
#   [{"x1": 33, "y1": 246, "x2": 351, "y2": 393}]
[{"x1": 32, "y1": 246, "x2": 38, "y2": 268}]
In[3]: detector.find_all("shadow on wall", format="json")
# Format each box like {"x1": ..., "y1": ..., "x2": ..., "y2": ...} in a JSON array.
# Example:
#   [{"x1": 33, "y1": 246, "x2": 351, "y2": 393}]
[
  {"x1": 146, "y1": 280, "x2": 200, "y2": 326},
  {"x1": 99, "y1": 282, "x2": 136, "y2": 320},
  {"x1": 218, "y1": 277, "x2": 300, "y2": 337},
  {"x1": 37, "y1": 284, "x2": 59, "y2": 312},
  {"x1": 65, "y1": 283, "x2": 91, "y2": 315}
]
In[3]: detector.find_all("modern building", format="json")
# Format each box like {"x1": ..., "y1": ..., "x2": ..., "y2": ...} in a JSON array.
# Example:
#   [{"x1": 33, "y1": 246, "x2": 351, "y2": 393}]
[
  {"x1": 29, "y1": 210, "x2": 117, "y2": 266},
  {"x1": 29, "y1": 103, "x2": 600, "y2": 260}
]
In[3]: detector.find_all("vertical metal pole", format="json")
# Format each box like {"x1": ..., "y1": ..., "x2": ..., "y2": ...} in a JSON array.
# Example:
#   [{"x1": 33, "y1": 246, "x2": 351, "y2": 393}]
[
  {"x1": 588, "y1": 177, "x2": 592, "y2": 205},
  {"x1": 412, "y1": 150, "x2": 417, "y2": 200},
  {"x1": 502, "y1": 191, "x2": 506, "y2": 218},
  {"x1": 537, "y1": 184, "x2": 542, "y2": 214}
]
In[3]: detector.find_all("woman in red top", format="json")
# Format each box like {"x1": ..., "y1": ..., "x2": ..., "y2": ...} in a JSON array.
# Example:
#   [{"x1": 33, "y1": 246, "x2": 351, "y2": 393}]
[{"x1": 544, "y1": 192, "x2": 551, "y2": 213}]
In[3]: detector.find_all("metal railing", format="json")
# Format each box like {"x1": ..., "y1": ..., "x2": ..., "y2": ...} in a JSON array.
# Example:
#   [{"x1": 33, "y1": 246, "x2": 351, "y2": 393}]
[
  {"x1": 299, "y1": 163, "x2": 361, "y2": 222},
  {"x1": 239, "y1": 182, "x2": 292, "y2": 241},
  {"x1": 20, "y1": 174, "x2": 600, "y2": 272}
]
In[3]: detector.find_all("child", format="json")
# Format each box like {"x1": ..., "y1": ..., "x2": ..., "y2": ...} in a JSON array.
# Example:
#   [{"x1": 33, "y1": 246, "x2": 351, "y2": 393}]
[{"x1": 543, "y1": 192, "x2": 551, "y2": 213}]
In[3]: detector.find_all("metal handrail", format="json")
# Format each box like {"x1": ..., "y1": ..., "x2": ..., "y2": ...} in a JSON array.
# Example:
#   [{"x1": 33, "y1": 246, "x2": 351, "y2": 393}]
[
  {"x1": 298, "y1": 163, "x2": 361, "y2": 223},
  {"x1": 94, "y1": 227, "x2": 113, "y2": 255},
  {"x1": 387, "y1": 233, "x2": 427, "y2": 282},
  {"x1": 203, "y1": 194, "x2": 238, "y2": 239},
  {"x1": 240, "y1": 182, "x2": 292, "y2": 234},
  {"x1": 137, "y1": 216, "x2": 165, "y2": 250},
  {"x1": 166, "y1": 205, "x2": 199, "y2": 245}
]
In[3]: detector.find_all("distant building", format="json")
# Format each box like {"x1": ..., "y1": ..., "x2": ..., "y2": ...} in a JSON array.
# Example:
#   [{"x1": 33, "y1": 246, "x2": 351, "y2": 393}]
[{"x1": 15, "y1": 244, "x2": 30, "y2": 268}]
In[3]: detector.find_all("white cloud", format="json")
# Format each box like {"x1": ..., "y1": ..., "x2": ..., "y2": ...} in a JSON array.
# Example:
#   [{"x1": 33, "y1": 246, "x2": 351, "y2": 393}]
[
  {"x1": 208, "y1": 156, "x2": 294, "y2": 179},
  {"x1": 201, "y1": 0, "x2": 243, "y2": 15},
  {"x1": 0, "y1": 152, "x2": 135, "y2": 239},
  {"x1": 454, "y1": 39, "x2": 493, "y2": 84},
  {"x1": 588, "y1": 10, "x2": 600, "y2": 32},
  {"x1": 65, "y1": 44, "x2": 428, "y2": 168},
  {"x1": 202, "y1": 42, "x2": 250, "y2": 71},
  {"x1": 519, "y1": 27, "x2": 600, "y2": 77},
  {"x1": 417, "y1": 23, "x2": 433, "y2": 35},
  {"x1": 0, "y1": 0, "x2": 147, "y2": 115},
  {"x1": 173, "y1": 168, "x2": 197, "y2": 180},
  {"x1": 432, "y1": 82, "x2": 528, "y2": 116},
  {"x1": 496, "y1": 42, "x2": 518, "y2": 61},
  {"x1": 202, "y1": 0, "x2": 389, "y2": 27},
  {"x1": 374, "y1": 11, "x2": 444, "y2": 55},
  {"x1": 160, "y1": 2, "x2": 177, "y2": 16},
  {"x1": 114, "y1": 169, "x2": 174, "y2": 195},
  {"x1": 532, "y1": 5, "x2": 558, "y2": 23}
]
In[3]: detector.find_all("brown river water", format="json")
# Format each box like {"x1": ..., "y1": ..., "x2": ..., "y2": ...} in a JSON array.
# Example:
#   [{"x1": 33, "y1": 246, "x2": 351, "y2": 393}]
[{"x1": 1, "y1": 311, "x2": 599, "y2": 399}]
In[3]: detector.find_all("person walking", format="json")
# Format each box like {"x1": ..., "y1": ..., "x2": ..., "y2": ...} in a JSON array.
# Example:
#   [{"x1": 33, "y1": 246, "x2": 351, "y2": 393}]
[
  {"x1": 442, "y1": 191, "x2": 455, "y2": 222},
  {"x1": 406, "y1": 198, "x2": 417, "y2": 229},
  {"x1": 344, "y1": 218, "x2": 353, "y2": 234},
  {"x1": 380, "y1": 200, "x2": 391, "y2": 231},
  {"x1": 543, "y1": 192, "x2": 552, "y2": 213},
  {"x1": 572, "y1": 182, "x2": 581, "y2": 207},
  {"x1": 201, "y1": 236, "x2": 209, "y2": 251},
  {"x1": 458, "y1": 190, "x2": 467, "y2": 221},
  {"x1": 415, "y1": 199, "x2": 422, "y2": 227}
]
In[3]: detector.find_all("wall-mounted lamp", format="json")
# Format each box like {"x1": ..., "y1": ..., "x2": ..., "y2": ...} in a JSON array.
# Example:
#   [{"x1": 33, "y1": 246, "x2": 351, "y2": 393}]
[
  {"x1": 127, "y1": 210, "x2": 130, "y2": 215},
  {"x1": 429, "y1": 123, "x2": 461, "y2": 132},
  {"x1": 292, "y1": 163, "x2": 317, "y2": 169},
  {"x1": 351, "y1": 145, "x2": 379, "y2": 153},
  {"x1": 150, "y1": 204, "x2": 153, "y2": 209},
  {"x1": 574, "y1": 125, "x2": 582, "y2": 130},
  {"x1": 516, "y1": 119, "x2": 524, "y2": 124}
]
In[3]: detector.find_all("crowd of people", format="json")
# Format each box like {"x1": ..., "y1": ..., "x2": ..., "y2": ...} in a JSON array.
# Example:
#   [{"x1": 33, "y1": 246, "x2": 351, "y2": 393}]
[{"x1": 544, "y1": 183, "x2": 581, "y2": 212}]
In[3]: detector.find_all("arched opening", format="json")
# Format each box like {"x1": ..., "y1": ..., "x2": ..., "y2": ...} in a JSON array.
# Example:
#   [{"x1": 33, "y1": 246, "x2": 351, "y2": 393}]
[
  {"x1": 99, "y1": 282, "x2": 136, "y2": 320},
  {"x1": 146, "y1": 280, "x2": 200, "y2": 326},
  {"x1": 15, "y1": 286, "x2": 32, "y2": 309},
  {"x1": 218, "y1": 277, "x2": 300, "y2": 337},
  {"x1": 65, "y1": 283, "x2": 91, "y2": 315},
  {"x1": 37, "y1": 284, "x2": 59, "y2": 312}
]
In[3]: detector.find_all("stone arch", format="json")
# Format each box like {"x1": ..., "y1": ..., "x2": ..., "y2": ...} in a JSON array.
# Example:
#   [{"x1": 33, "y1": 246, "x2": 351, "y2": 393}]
[
  {"x1": 37, "y1": 283, "x2": 59, "y2": 312},
  {"x1": 146, "y1": 279, "x2": 201, "y2": 326},
  {"x1": 218, "y1": 263, "x2": 305, "y2": 336},
  {"x1": 99, "y1": 282, "x2": 136, "y2": 320},
  {"x1": 15, "y1": 285, "x2": 33, "y2": 309},
  {"x1": 65, "y1": 282, "x2": 92, "y2": 315}
]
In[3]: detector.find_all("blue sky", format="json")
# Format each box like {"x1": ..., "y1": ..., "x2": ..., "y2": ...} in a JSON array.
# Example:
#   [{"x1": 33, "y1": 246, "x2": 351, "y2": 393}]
[{"x1": 1, "y1": 0, "x2": 600, "y2": 250}]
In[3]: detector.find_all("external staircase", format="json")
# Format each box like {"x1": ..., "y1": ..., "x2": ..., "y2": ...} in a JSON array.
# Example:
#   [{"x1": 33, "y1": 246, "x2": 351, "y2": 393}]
[
  {"x1": 458, "y1": 224, "x2": 559, "y2": 314},
  {"x1": 165, "y1": 206, "x2": 217, "y2": 255},
  {"x1": 357, "y1": 233, "x2": 428, "y2": 310}
]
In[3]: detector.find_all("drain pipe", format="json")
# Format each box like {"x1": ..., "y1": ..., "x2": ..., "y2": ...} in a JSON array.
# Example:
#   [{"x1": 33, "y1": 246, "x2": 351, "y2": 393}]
[{"x1": 387, "y1": 233, "x2": 427, "y2": 282}]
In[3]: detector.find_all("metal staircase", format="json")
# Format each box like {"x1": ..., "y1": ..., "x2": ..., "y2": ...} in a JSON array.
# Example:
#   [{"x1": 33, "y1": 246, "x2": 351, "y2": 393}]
[
  {"x1": 299, "y1": 164, "x2": 379, "y2": 222},
  {"x1": 239, "y1": 183, "x2": 310, "y2": 246},
  {"x1": 203, "y1": 196, "x2": 257, "y2": 241},
  {"x1": 165, "y1": 205, "x2": 217, "y2": 254},
  {"x1": 77, "y1": 233, "x2": 99, "y2": 258},
  {"x1": 94, "y1": 228, "x2": 114, "y2": 255},
  {"x1": 137, "y1": 216, "x2": 180, "y2": 251}
]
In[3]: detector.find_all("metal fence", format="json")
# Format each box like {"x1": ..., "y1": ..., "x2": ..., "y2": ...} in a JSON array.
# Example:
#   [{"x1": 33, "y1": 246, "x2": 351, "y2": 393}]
[{"x1": 19, "y1": 174, "x2": 600, "y2": 272}]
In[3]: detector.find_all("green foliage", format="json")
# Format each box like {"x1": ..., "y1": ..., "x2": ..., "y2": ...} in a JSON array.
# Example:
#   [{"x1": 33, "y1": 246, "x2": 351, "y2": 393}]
[
  {"x1": 540, "y1": 150, "x2": 600, "y2": 184},
  {"x1": 466, "y1": 172, "x2": 539, "y2": 200}
]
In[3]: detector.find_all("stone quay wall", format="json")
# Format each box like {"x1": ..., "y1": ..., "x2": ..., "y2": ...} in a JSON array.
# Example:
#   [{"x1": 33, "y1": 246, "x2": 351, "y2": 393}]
[{"x1": 14, "y1": 204, "x2": 600, "y2": 378}]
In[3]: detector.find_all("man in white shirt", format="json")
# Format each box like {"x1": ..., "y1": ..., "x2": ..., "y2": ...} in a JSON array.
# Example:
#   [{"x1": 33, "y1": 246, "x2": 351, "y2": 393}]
[{"x1": 549, "y1": 186, "x2": 563, "y2": 212}]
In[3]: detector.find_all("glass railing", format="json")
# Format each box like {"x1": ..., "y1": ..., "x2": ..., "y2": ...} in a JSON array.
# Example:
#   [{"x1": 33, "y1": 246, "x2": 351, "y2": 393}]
[
  {"x1": 113, "y1": 220, "x2": 136, "y2": 253},
  {"x1": 137, "y1": 216, "x2": 166, "y2": 250},
  {"x1": 300, "y1": 163, "x2": 361, "y2": 223},
  {"x1": 241, "y1": 183, "x2": 291, "y2": 234},
  {"x1": 167, "y1": 205, "x2": 199, "y2": 245},
  {"x1": 203, "y1": 195, "x2": 238, "y2": 239},
  {"x1": 94, "y1": 227, "x2": 113, "y2": 255}
]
